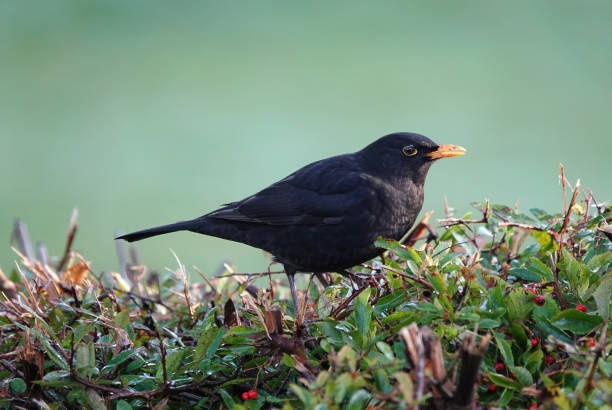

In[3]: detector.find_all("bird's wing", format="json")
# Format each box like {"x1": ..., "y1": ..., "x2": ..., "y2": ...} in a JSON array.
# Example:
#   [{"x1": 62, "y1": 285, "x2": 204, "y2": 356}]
[{"x1": 207, "y1": 157, "x2": 374, "y2": 226}]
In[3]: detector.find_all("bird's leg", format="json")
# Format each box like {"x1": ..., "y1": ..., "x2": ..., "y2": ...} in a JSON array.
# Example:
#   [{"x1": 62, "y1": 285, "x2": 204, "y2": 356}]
[
  {"x1": 284, "y1": 265, "x2": 300, "y2": 314},
  {"x1": 314, "y1": 272, "x2": 330, "y2": 288}
]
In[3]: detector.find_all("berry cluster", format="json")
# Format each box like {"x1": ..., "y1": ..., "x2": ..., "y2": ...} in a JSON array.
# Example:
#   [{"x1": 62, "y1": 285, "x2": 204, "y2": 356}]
[{"x1": 241, "y1": 389, "x2": 258, "y2": 401}]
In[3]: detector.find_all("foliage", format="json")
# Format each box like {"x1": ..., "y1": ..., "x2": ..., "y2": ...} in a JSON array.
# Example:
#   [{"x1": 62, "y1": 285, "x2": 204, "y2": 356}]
[{"x1": 1, "y1": 184, "x2": 611, "y2": 409}]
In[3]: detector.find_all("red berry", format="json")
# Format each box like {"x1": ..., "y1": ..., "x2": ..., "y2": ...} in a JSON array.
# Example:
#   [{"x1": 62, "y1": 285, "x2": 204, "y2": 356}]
[
  {"x1": 525, "y1": 288, "x2": 537, "y2": 295},
  {"x1": 488, "y1": 382, "x2": 497, "y2": 392},
  {"x1": 242, "y1": 392, "x2": 249, "y2": 401},
  {"x1": 529, "y1": 404, "x2": 538, "y2": 410},
  {"x1": 534, "y1": 295, "x2": 545, "y2": 306},
  {"x1": 575, "y1": 304, "x2": 587, "y2": 313},
  {"x1": 545, "y1": 355, "x2": 554, "y2": 366},
  {"x1": 248, "y1": 390, "x2": 258, "y2": 400},
  {"x1": 587, "y1": 339, "x2": 595, "y2": 347},
  {"x1": 494, "y1": 363, "x2": 504, "y2": 373},
  {"x1": 531, "y1": 338, "x2": 539, "y2": 347}
]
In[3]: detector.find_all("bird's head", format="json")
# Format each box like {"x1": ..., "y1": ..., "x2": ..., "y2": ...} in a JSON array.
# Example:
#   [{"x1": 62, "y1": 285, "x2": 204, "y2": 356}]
[{"x1": 359, "y1": 132, "x2": 466, "y2": 185}]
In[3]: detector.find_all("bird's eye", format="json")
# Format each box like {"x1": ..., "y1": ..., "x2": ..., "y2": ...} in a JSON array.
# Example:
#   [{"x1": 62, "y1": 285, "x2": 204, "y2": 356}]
[{"x1": 402, "y1": 145, "x2": 418, "y2": 157}]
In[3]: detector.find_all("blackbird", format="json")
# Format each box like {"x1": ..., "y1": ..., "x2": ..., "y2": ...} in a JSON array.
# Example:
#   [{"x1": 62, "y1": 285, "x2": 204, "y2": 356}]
[{"x1": 117, "y1": 132, "x2": 465, "y2": 309}]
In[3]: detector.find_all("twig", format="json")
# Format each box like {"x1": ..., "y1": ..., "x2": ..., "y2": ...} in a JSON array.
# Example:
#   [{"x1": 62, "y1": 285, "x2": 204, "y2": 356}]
[
  {"x1": 170, "y1": 250, "x2": 193, "y2": 325},
  {"x1": 110, "y1": 286, "x2": 174, "y2": 312},
  {"x1": 193, "y1": 265, "x2": 218, "y2": 297},
  {"x1": 557, "y1": 178, "x2": 580, "y2": 252},
  {"x1": 403, "y1": 210, "x2": 435, "y2": 246},
  {"x1": 381, "y1": 265, "x2": 433, "y2": 290},
  {"x1": 329, "y1": 285, "x2": 368, "y2": 319},
  {"x1": 497, "y1": 222, "x2": 556, "y2": 236},
  {"x1": 588, "y1": 188, "x2": 604, "y2": 215},
  {"x1": 114, "y1": 230, "x2": 128, "y2": 282},
  {"x1": 214, "y1": 270, "x2": 286, "y2": 278},
  {"x1": 449, "y1": 333, "x2": 491, "y2": 410},
  {"x1": 548, "y1": 252, "x2": 568, "y2": 311},
  {"x1": 560, "y1": 164, "x2": 567, "y2": 214},
  {"x1": 13, "y1": 220, "x2": 35, "y2": 263},
  {"x1": 439, "y1": 200, "x2": 490, "y2": 228},
  {"x1": 156, "y1": 320, "x2": 168, "y2": 385},
  {"x1": 582, "y1": 323, "x2": 608, "y2": 399},
  {"x1": 56, "y1": 208, "x2": 79, "y2": 272},
  {"x1": 443, "y1": 196, "x2": 450, "y2": 218},
  {"x1": 36, "y1": 242, "x2": 49, "y2": 267},
  {"x1": 129, "y1": 246, "x2": 141, "y2": 266},
  {"x1": 414, "y1": 333, "x2": 425, "y2": 409}
]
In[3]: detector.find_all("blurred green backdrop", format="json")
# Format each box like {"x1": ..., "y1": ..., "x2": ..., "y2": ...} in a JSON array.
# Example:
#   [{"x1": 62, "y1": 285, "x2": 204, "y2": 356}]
[{"x1": 2, "y1": 1, "x2": 611, "y2": 277}]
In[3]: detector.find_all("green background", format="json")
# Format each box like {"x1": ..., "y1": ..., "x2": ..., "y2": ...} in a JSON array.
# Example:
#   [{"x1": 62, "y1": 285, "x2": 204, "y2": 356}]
[{"x1": 2, "y1": 1, "x2": 611, "y2": 277}]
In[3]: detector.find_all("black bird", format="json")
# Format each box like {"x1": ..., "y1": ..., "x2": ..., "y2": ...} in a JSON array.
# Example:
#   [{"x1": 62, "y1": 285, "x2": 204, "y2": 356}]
[{"x1": 117, "y1": 132, "x2": 465, "y2": 310}]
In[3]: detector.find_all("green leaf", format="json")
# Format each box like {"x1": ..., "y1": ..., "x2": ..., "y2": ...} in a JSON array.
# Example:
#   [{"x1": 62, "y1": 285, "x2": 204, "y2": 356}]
[
  {"x1": 586, "y1": 251, "x2": 612, "y2": 271},
  {"x1": 114, "y1": 310, "x2": 130, "y2": 328},
  {"x1": 116, "y1": 400, "x2": 133, "y2": 410},
  {"x1": 85, "y1": 388, "x2": 106, "y2": 410},
  {"x1": 507, "y1": 268, "x2": 541, "y2": 282},
  {"x1": 101, "y1": 349, "x2": 138, "y2": 374},
  {"x1": 551, "y1": 310, "x2": 603, "y2": 334},
  {"x1": 494, "y1": 333, "x2": 514, "y2": 367},
  {"x1": 533, "y1": 313, "x2": 572, "y2": 343},
  {"x1": 73, "y1": 322, "x2": 95, "y2": 346},
  {"x1": 206, "y1": 328, "x2": 224, "y2": 360},
  {"x1": 218, "y1": 388, "x2": 236, "y2": 409},
  {"x1": 164, "y1": 349, "x2": 184, "y2": 377},
  {"x1": 9, "y1": 378, "x2": 26, "y2": 393},
  {"x1": 560, "y1": 249, "x2": 582, "y2": 290},
  {"x1": 347, "y1": 389, "x2": 371, "y2": 410},
  {"x1": 41, "y1": 370, "x2": 70, "y2": 381},
  {"x1": 427, "y1": 273, "x2": 447, "y2": 293},
  {"x1": 75, "y1": 343, "x2": 96, "y2": 378},
  {"x1": 374, "y1": 369, "x2": 393, "y2": 393},
  {"x1": 524, "y1": 349, "x2": 543, "y2": 374},
  {"x1": 376, "y1": 341, "x2": 395, "y2": 362},
  {"x1": 592, "y1": 273, "x2": 612, "y2": 319},
  {"x1": 510, "y1": 322, "x2": 528, "y2": 349},
  {"x1": 290, "y1": 384, "x2": 312, "y2": 408},
  {"x1": 510, "y1": 366, "x2": 533, "y2": 386},
  {"x1": 194, "y1": 327, "x2": 219, "y2": 362},
  {"x1": 393, "y1": 372, "x2": 414, "y2": 400},
  {"x1": 488, "y1": 373, "x2": 521, "y2": 390},
  {"x1": 33, "y1": 329, "x2": 68, "y2": 370},
  {"x1": 283, "y1": 353, "x2": 295, "y2": 368},
  {"x1": 354, "y1": 288, "x2": 372, "y2": 347},
  {"x1": 316, "y1": 320, "x2": 344, "y2": 347},
  {"x1": 375, "y1": 237, "x2": 422, "y2": 264},
  {"x1": 528, "y1": 258, "x2": 554, "y2": 281},
  {"x1": 477, "y1": 318, "x2": 501, "y2": 329},
  {"x1": 506, "y1": 289, "x2": 533, "y2": 320},
  {"x1": 532, "y1": 230, "x2": 557, "y2": 253},
  {"x1": 498, "y1": 388, "x2": 514, "y2": 407},
  {"x1": 220, "y1": 377, "x2": 256, "y2": 389},
  {"x1": 17, "y1": 301, "x2": 61, "y2": 344},
  {"x1": 75, "y1": 343, "x2": 90, "y2": 370},
  {"x1": 373, "y1": 290, "x2": 405, "y2": 314}
]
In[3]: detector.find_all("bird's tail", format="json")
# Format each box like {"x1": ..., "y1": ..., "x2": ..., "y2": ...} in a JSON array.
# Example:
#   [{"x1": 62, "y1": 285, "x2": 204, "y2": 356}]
[{"x1": 116, "y1": 220, "x2": 196, "y2": 242}]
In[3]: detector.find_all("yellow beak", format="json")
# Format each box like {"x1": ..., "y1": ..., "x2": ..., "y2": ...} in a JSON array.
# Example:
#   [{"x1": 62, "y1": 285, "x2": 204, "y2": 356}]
[{"x1": 426, "y1": 144, "x2": 466, "y2": 160}]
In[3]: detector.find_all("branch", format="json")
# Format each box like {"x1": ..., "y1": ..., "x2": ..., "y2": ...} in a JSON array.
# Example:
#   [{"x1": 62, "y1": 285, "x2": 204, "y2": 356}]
[
  {"x1": 56, "y1": 208, "x2": 79, "y2": 272},
  {"x1": 381, "y1": 265, "x2": 433, "y2": 290},
  {"x1": 448, "y1": 333, "x2": 491, "y2": 410}
]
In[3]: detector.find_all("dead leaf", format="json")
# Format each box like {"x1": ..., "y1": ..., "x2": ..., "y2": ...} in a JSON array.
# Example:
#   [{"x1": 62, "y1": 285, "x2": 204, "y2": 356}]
[{"x1": 63, "y1": 261, "x2": 90, "y2": 286}]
